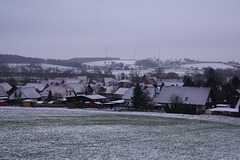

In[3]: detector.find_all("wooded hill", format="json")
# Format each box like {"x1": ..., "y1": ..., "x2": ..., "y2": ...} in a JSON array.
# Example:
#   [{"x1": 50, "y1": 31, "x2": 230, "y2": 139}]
[{"x1": 0, "y1": 54, "x2": 120, "y2": 68}]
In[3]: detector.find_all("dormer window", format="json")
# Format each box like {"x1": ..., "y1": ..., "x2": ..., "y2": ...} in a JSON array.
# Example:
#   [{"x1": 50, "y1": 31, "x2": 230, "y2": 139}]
[{"x1": 184, "y1": 97, "x2": 189, "y2": 101}]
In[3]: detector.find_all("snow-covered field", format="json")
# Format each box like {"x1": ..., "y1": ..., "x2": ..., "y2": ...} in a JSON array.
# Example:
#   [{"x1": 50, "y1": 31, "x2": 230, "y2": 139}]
[
  {"x1": 0, "y1": 107, "x2": 240, "y2": 160},
  {"x1": 83, "y1": 59, "x2": 137, "y2": 67},
  {"x1": 182, "y1": 62, "x2": 234, "y2": 70}
]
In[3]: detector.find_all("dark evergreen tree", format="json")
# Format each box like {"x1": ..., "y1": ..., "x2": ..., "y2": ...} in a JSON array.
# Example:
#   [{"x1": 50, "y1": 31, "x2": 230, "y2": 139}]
[
  {"x1": 183, "y1": 76, "x2": 194, "y2": 86},
  {"x1": 206, "y1": 68, "x2": 216, "y2": 88},
  {"x1": 131, "y1": 83, "x2": 147, "y2": 109},
  {"x1": 232, "y1": 75, "x2": 240, "y2": 89},
  {"x1": 47, "y1": 90, "x2": 53, "y2": 102}
]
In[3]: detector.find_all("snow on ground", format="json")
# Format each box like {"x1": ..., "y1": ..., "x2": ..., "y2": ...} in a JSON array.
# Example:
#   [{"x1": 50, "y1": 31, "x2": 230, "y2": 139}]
[
  {"x1": 0, "y1": 106, "x2": 240, "y2": 160},
  {"x1": 182, "y1": 62, "x2": 234, "y2": 70}
]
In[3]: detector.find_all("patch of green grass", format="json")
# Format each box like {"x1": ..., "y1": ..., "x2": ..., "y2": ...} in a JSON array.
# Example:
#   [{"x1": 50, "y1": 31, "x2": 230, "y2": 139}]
[{"x1": 0, "y1": 109, "x2": 240, "y2": 160}]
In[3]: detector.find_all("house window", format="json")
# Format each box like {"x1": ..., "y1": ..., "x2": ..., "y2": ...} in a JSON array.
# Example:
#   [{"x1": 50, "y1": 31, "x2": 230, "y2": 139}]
[
  {"x1": 209, "y1": 98, "x2": 212, "y2": 102},
  {"x1": 184, "y1": 97, "x2": 189, "y2": 101}
]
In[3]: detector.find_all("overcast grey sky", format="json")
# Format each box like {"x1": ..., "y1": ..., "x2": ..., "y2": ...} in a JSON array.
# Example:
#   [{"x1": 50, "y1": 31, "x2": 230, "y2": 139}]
[{"x1": 0, "y1": 0, "x2": 240, "y2": 61}]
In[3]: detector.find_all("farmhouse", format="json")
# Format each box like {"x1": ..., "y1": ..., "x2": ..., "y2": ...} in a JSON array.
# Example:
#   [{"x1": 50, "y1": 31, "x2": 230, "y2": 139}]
[
  {"x1": 142, "y1": 76, "x2": 157, "y2": 85},
  {"x1": 114, "y1": 87, "x2": 130, "y2": 99},
  {"x1": 8, "y1": 86, "x2": 41, "y2": 101},
  {"x1": 154, "y1": 86, "x2": 214, "y2": 114},
  {"x1": 226, "y1": 89, "x2": 240, "y2": 108},
  {"x1": 24, "y1": 83, "x2": 49, "y2": 93},
  {"x1": 65, "y1": 83, "x2": 88, "y2": 95},
  {"x1": 122, "y1": 85, "x2": 160, "y2": 106},
  {"x1": 41, "y1": 84, "x2": 76, "y2": 100},
  {"x1": 157, "y1": 79, "x2": 184, "y2": 87},
  {"x1": 67, "y1": 94, "x2": 108, "y2": 108}
]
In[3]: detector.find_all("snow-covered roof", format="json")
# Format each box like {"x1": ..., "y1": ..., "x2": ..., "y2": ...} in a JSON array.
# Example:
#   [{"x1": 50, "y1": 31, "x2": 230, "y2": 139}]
[
  {"x1": 122, "y1": 87, "x2": 134, "y2": 100},
  {"x1": 0, "y1": 82, "x2": 12, "y2": 92},
  {"x1": 154, "y1": 86, "x2": 211, "y2": 105},
  {"x1": 66, "y1": 83, "x2": 87, "y2": 93},
  {"x1": 77, "y1": 76, "x2": 88, "y2": 83},
  {"x1": 22, "y1": 99, "x2": 37, "y2": 102},
  {"x1": 114, "y1": 88, "x2": 130, "y2": 95},
  {"x1": 111, "y1": 100, "x2": 125, "y2": 104},
  {"x1": 104, "y1": 78, "x2": 116, "y2": 84},
  {"x1": 41, "y1": 84, "x2": 74, "y2": 97},
  {"x1": 94, "y1": 102, "x2": 102, "y2": 105},
  {"x1": 104, "y1": 100, "x2": 125, "y2": 105},
  {"x1": 0, "y1": 86, "x2": 8, "y2": 97},
  {"x1": 83, "y1": 94, "x2": 107, "y2": 100},
  {"x1": 118, "y1": 79, "x2": 131, "y2": 83},
  {"x1": 122, "y1": 86, "x2": 159, "y2": 100},
  {"x1": 65, "y1": 78, "x2": 81, "y2": 83},
  {"x1": 20, "y1": 87, "x2": 41, "y2": 99},
  {"x1": 157, "y1": 79, "x2": 184, "y2": 87},
  {"x1": 25, "y1": 83, "x2": 48, "y2": 92},
  {"x1": 209, "y1": 107, "x2": 239, "y2": 113},
  {"x1": 100, "y1": 85, "x2": 119, "y2": 94},
  {"x1": 145, "y1": 87, "x2": 160, "y2": 99}
]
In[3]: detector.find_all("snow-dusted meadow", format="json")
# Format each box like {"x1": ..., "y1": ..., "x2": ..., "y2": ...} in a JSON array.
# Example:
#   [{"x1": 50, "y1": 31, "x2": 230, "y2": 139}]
[{"x1": 0, "y1": 107, "x2": 240, "y2": 160}]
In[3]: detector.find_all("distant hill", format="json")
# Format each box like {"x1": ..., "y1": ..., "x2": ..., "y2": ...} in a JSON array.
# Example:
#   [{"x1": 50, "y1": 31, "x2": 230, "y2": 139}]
[
  {"x1": 68, "y1": 57, "x2": 120, "y2": 63},
  {"x1": 0, "y1": 54, "x2": 120, "y2": 68},
  {"x1": 0, "y1": 54, "x2": 44, "y2": 64}
]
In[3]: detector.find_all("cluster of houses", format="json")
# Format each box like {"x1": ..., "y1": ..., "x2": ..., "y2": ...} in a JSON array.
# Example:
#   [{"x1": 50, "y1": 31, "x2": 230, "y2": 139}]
[{"x1": 0, "y1": 76, "x2": 239, "y2": 115}]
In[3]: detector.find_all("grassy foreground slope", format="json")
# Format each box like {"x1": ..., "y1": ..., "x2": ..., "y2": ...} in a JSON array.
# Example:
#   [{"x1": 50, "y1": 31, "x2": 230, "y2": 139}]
[{"x1": 0, "y1": 107, "x2": 239, "y2": 160}]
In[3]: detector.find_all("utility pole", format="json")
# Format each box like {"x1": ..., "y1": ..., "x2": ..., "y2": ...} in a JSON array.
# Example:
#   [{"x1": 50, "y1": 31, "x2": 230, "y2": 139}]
[
  {"x1": 158, "y1": 47, "x2": 160, "y2": 60},
  {"x1": 134, "y1": 48, "x2": 136, "y2": 60}
]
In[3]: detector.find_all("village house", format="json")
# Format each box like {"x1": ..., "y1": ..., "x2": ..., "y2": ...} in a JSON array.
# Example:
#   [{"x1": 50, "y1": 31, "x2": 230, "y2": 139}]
[
  {"x1": 99, "y1": 85, "x2": 120, "y2": 100},
  {"x1": 24, "y1": 83, "x2": 49, "y2": 94},
  {"x1": 154, "y1": 86, "x2": 214, "y2": 114},
  {"x1": 157, "y1": 79, "x2": 184, "y2": 88},
  {"x1": 8, "y1": 86, "x2": 41, "y2": 105},
  {"x1": 65, "y1": 83, "x2": 87, "y2": 95},
  {"x1": 66, "y1": 94, "x2": 108, "y2": 108},
  {"x1": 104, "y1": 77, "x2": 117, "y2": 85},
  {"x1": 208, "y1": 102, "x2": 239, "y2": 116},
  {"x1": 122, "y1": 84, "x2": 160, "y2": 106},
  {"x1": 41, "y1": 83, "x2": 76, "y2": 101},
  {"x1": 103, "y1": 100, "x2": 126, "y2": 110},
  {"x1": 118, "y1": 79, "x2": 132, "y2": 88},
  {"x1": 207, "y1": 89, "x2": 240, "y2": 116},
  {"x1": 226, "y1": 89, "x2": 240, "y2": 108},
  {"x1": 82, "y1": 94, "x2": 108, "y2": 108},
  {"x1": 65, "y1": 83, "x2": 94, "y2": 95},
  {"x1": 142, "y1": 76, "x2": 157, "y2": 86},
  {"x1": 77, "y1": 76, "x2": 88, "y2": 83},
  {"x1": 113, "y1": 87, "x2": 130, "y2": 99}
]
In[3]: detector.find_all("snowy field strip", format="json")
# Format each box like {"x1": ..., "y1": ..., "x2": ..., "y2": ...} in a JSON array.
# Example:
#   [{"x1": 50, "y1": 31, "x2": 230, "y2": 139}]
[{"x1": 0, "y1": 106, "x2": 240, "y2": 160}]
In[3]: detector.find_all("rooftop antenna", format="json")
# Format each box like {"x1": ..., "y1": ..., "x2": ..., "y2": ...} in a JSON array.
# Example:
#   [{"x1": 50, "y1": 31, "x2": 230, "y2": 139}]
[{"x1": 158, "y1": 47, "x2": 160, "y2": 60}]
